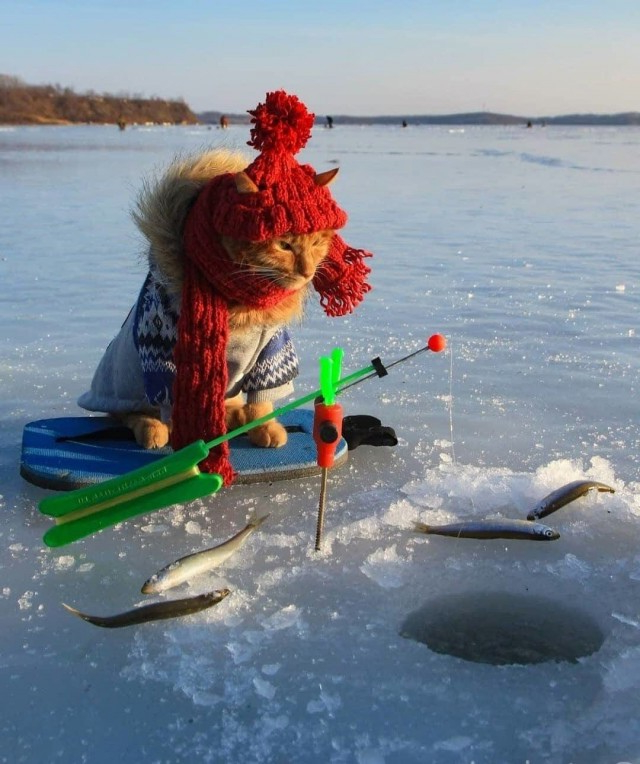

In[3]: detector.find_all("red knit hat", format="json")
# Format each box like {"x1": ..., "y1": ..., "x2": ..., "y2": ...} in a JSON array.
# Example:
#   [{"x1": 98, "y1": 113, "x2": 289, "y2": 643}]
[{"x1": 171, "y1": 90, "x2": 372, "y2": 483}]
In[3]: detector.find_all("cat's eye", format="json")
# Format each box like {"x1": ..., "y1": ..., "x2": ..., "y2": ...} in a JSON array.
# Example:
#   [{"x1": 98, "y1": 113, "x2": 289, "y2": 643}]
[{"x1": 279, "y1": 241, "x2": 294, "y2": 252}]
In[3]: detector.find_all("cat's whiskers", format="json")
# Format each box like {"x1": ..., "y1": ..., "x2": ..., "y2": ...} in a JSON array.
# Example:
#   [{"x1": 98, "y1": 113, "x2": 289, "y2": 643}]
[
  {"x1": 226, "y1": 264, "x2": 279, "y2": 283},
  {"x1": 312, "y1": 259, "x2": 331, "y2": 279},
  {"x1": 250, "y1": 268, "x2": 292, "y2": 289},
  {"x1": 237, "y1": 262, "x2": 313, "y2": 290}
]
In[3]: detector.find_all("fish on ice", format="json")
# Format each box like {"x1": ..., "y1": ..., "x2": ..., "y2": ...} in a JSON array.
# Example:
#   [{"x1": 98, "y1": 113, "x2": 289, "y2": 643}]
[
  {"x1": 414, "y1": 518, "x2": 560, "y2": 541},
  {"x1": 62, "y1": 589, "x2": 231, "y2": 628},
  {"x1": 526, "y1": 480, "x2": 615, "y2": 521},
  {"x1": 142, "y1": 514, "x2": 269, "y2": 594}
]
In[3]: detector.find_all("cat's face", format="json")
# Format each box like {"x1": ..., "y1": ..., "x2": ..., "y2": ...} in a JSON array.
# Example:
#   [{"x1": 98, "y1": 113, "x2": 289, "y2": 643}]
[{"x1": 221, "y1": 230, "x2": 334, "y2": 291}]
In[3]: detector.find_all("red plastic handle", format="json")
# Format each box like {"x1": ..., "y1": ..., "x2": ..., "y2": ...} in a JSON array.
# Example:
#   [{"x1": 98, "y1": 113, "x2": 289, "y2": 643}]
[{"x1": 313, "y1": 401, "x2": 344, "y2": 468}]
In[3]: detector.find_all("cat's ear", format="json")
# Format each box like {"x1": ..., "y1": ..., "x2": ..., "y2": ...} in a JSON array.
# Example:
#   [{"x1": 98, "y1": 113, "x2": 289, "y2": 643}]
[
  {"x1": 234, "y1": 171, "x2": 259, "y2": 194},
  {"x1": 314, "y1": 168, "x2": 339, "y2": 187}
]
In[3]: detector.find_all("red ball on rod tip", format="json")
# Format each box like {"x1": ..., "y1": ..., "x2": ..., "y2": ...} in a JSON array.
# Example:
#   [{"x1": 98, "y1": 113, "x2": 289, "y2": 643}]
[{"x1": 427, "y1": 334, "x2": 447, "y2": 353}]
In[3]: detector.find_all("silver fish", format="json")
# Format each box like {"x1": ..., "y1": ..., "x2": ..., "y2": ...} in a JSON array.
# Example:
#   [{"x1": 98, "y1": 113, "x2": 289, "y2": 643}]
[
  {"x1": 527, "y1": 480, "x2": 615, "y2": 521},
  {"x1": 62, "y1": 588, "x2": 230, "y2": 629},
  {"x1": 414, "y1": 519, "x2": 560, "y2": 541},
  {"x1": 142, "y1": 514, "x2": 269, "y2": 594}
]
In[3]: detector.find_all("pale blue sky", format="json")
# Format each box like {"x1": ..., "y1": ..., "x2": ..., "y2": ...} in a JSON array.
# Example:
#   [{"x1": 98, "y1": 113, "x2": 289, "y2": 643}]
[{"x1": 2, "y1": 0, "x2": 639, "y2": 116}]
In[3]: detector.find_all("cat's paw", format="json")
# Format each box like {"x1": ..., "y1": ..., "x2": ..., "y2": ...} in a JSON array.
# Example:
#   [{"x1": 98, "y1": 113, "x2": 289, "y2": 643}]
[
  {"x1": 248, "y1": 420, "x2": 288, "y2": 448},
  {"x1": 225, "y1": 402, "x2": 247, "y2": 430},
  {"x1": 123, "y1": 414, "x2": 170, "y2": 449}
]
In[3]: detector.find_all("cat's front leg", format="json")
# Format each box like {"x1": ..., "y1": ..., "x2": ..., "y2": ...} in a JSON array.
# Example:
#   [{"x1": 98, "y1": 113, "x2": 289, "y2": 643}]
[
  {"x1": 225, "y1": 394, "x2": 248, "y2": 430},
  {"x1": 119, "y1": 413, "x2": 171, "y2": 449},
  {"x1": 243, "y1": 401, "x2": 288, "y2": 448}
]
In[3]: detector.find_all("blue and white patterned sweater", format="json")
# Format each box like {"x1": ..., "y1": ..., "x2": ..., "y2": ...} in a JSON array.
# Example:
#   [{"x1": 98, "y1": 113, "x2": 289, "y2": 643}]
[{"x1": 78, "y1": 271, "x2": 299, "y2": 422}]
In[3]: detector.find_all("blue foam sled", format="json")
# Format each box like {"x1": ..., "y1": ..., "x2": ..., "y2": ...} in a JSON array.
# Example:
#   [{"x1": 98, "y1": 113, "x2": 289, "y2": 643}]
[{"x1": 20, "y1": 409, "x2": 347, "y2": 491}]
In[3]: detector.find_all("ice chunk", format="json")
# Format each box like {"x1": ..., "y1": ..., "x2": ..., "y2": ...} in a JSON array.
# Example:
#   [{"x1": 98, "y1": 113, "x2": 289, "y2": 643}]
[
  {"x1": 611, "y1": 613, "x2": 640, "y2": 629},
  {"x1": 18, "y1": 591, "x2": 35, "y2": 610},
  {"x1": 604, "y1": 647, "x2": 640, "y2": 693},
  {"x1": 306, "y1": 686, "x2": 341, "y2": 715},
  {"x1": 545, "y1": 553, "x2": 592, "y2": 580},
  {"x1": 259, "y1": 604, "x2": 303, "y2": 632},
  {"x1": 226, "y1": 641, "x2": 256, "y2": 665},
  {"x1": 253, "y1": 676, "x2": 276, "y2": 700},
  {"x1": 54, "y1": 555, "x2": 75, "y2": 570},
  {"x1": 360, "y1": 545, "x2": 409, "y2": 589},
  {"x1": 434, "y1": 736, "x2": 473, "y2": 752},
  {"x1": 185, "y1": 520, "x2": 202, "y2": 535}
]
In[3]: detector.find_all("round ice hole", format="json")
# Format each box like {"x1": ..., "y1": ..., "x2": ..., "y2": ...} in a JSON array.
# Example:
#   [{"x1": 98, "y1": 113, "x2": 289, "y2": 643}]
[{"x1": 400, "y1": 592, "x2": 605, "y2": 666}]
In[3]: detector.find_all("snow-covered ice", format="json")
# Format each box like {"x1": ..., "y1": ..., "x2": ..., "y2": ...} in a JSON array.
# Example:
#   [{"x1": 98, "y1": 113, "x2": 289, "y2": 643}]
[{"x1": 1, "y1": 123, "x2": 639, "y2": 763}]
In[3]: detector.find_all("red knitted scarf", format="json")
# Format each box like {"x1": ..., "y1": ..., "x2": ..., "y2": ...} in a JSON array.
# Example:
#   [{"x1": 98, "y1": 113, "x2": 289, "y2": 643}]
[{"x1": 171, "y1": 207, "x2": 371, "y2": 484}]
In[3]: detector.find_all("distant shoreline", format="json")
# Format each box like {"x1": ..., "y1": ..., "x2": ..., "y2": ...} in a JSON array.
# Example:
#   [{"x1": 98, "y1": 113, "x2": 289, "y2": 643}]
[{"x1": 198, "y1": 110, "x2": 640, "y2": 127}]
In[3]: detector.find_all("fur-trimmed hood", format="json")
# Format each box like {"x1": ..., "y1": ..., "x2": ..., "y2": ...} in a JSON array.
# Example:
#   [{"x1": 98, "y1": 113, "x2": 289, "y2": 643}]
[{"x1": 132, "y1": 148, "x2": 250, "y2": 299}]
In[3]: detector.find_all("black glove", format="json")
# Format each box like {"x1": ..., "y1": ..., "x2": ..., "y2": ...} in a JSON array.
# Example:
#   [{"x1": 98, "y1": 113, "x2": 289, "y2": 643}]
[{"x1": 341, "y1": 415, "x2": 398, "y2": 451}]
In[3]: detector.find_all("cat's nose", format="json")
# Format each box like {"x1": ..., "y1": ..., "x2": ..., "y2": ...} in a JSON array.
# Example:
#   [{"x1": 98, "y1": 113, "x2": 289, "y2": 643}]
[{"x1": 298, "y1": 260, "x2": 315, "y2": 279}]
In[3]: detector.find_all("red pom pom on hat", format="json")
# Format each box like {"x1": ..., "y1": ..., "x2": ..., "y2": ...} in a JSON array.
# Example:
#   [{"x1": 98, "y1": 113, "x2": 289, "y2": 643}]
[{"x1": 248, "y1": 90, "x2": 314, "y2": 155}]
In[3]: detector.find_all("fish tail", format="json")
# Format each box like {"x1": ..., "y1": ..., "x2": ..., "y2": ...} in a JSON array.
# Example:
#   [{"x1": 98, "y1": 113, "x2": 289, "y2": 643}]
[
  {"x1": 248, "y1": 512, "x2": 270, "y2": 529},
  {"x1": 62, "y1": 602, "x2": 84, "y2": 618},
  {"x1": 413, "y1": 521, "x2": 431, "y2": 534},
  {"x1": 62, "y1": 602, "x2": 109, "y2": 627}
]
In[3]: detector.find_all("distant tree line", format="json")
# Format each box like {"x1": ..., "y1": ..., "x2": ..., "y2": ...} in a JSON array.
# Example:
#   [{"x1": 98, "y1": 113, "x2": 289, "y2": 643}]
[
  {"x1": 0, "y1": 75, "x2": 198, "y2": 125},
  {"x1": 3, "y1": 75, "x2": 637, "y2": 127}
]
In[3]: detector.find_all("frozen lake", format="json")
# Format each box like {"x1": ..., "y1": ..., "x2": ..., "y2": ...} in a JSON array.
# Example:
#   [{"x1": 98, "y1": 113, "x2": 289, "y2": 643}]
[{"x1": 1, "y1": 121, "x2": 639, "y2": 763}]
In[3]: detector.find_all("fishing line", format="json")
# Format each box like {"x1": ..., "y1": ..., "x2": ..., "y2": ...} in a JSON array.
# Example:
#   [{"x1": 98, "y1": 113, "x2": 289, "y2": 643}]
[{"x1": 448, "y1": 339, "x2": 457, "y2": 466}]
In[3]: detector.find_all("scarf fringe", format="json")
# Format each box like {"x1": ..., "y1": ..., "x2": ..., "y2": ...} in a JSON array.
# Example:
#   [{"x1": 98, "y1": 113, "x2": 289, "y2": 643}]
[{"x1": 313, "y1": 236, "x2": 372, "y2": 317}]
